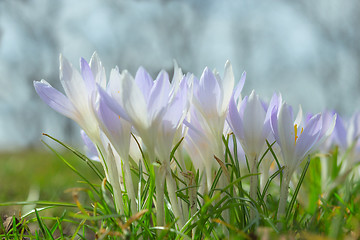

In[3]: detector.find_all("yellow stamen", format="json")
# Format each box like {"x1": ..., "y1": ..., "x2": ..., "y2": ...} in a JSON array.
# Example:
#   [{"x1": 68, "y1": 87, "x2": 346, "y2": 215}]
[{"x1": 294, "y1": 124, "x2": 304, "y2": 143}]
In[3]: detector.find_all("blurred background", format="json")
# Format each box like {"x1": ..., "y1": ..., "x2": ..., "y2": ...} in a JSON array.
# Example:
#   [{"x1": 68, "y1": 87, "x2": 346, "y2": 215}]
[
  {"x1": 1, "y1": 0, "x2": 360, "y2": 151},
  {"x1": 1, "y1": 0, "x2": 360, "y2": 209}
]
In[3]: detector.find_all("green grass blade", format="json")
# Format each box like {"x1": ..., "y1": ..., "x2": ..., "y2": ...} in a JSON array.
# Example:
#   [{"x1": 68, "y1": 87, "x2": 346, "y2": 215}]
[
  {"x1": 43, "y1": 133, "x2": 105, "y2": 180},
  {"x1": 286, "y1": 156, "x2": 311, "y2": 221},
  {"x1": 42, "y1": 140, "x2": 100, "y2": 195}
]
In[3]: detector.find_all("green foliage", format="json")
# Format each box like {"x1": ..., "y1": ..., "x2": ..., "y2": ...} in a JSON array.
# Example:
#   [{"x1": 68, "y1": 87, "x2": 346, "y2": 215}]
[{"x1": 1, "y1": 135, "x2": 360, "y2": 239}]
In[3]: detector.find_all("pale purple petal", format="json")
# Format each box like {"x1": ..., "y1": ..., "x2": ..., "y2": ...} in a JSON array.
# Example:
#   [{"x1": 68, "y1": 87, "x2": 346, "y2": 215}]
[
  {"x1": 334, "y1": 115, "x2": 348, "y2": 149},
  {"x1": 98, "y1": 95, "x2": 125, "y2": 134},
  {"x1": 295, "y1": 114, "x2": 322, "y2": 161},
  {"x1": 265, "y1": 92, "x2": 282, "y2": 123},
  {"x1": 80, "y1": 130, "x2": 100, "y2": 161},
  {"x1": 34, "y1": 80, "x2": 77, "y2": 120},
  {"x1": 135, "y1": 67, "x2": 154, "y2": 101},
  {"x1": 163, "y1": 79, "x2": 187, "y2": 129},
  {"x1": 148, "y1": 71, "x2": 171, "y2": 122},
  {"x1": 227, "y1": 94, "x2": 245, "y2": 140},
  {"x1": 80, "y1": 58, "x2": 95, "y2": 92},
  {"x1": 319, "y1": 111, "x2": 336, "y2": 139},
  {"x1": 195, "y1": 67, "x2": 221, "y2": 116},
  {"x1": 349, "y1": 113, "x2": 360, "y2": 143},
  {"x1": 239, "y1": 96, "x2": 248, "y2": 117},
  {"x1": 270, "y1": 106, "x2": 280, "y2": 144},
  {"x1": 98, "y1": 85, "x2": 131, "y2": 122},
  {"x1": 234, "y1": 71, "x2": 246, "y2": 101},
  {"x1": 260, "y1": 99, "x2": 268, "y2": 112},
  {"x1": 305, "y1": 113, "x2": 313, "y2": 125},
  {"x1": 97, "y1": 96, "x2": 131, "y2": 159},
  {"x1": 183, "y1": 118, "x2": 207, "y2": 140}
]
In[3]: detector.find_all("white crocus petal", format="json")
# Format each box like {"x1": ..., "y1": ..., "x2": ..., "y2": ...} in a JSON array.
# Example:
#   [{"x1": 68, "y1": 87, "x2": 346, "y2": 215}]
[
  {"x1": 294, "y1": 105, "x2": 303, "y2": 127},
  {"x1": 156, "y1": 121, "x2": 175, "y2": 162},
  {"x1": 171, "y1": 60, "x2": 184, "y2": 94},
  {"x1": 34, "y1": 80, "x2": 77, "y2": 120},
  {"x1": 241, "y1": 91, "x2": 267, "y2": 157},
  {"x1": 156, "y1": 79, "x2": 188, "y2": 162},
  {"x1": 107, "y1": 67, "x2": 123, "y2": 97},
  {"x1": 59, "y1": 55, "x2": 89, "y2": 112},
  {"x1": 60, "y1": 56, "x2": 99, "y2": 139},
  {"x1": 219, "y1": 60, "x2": 235, "y2": 114},
  {"x1": 113, "y1": 70, "x2": 148, "y2": 129},
  {"x1": 277, "y1": 103, "x2": 296, "y2": 165},
  {"x1": 89, "y1": 52, "x2": 107, "y2": 89},
  {"x1": 129, "y1": 134, "x2": 143, "y2": 164}
]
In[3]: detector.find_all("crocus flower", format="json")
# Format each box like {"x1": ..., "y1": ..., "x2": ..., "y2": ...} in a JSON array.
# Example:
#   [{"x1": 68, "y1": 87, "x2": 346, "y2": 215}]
[
  {"x1": 99, "y1": 66, "x2": 189, "y2": 158},
  {"x1": 99, "y1": 63, "x2": 190, "y2": 227},
  {"x1": 260, "y1": 93, "x2": 283, "y2": 192},
  {"x1": 227, "y1": 90, "x2": 274, "y2": 219},
  {"x1": 190, "y1": 61, "x2": 238, "y2": 160},
  {"x1": 34, "y1": 53, "x2": 105, "y2": 144},
  {"x1": 184, "y1": 107, "x2": 216, "y2": 193},
  {"x1": 185, "y1": 63, "x2": 243, "y2": 191},
  {"x1": 270, "y1": 101, "x2": 324, "y2": 226},
  {"x1": 34, "y1": 54, "x2": 137, "y2": 215},
  {"x1": 95, "y1": 89, "x2": 137, "y2": 214},
  {"x1": 228, "y1": 90, "x2": 272, "y2": 164},
  {"x1": 321, "y1": 112, "x2": 360, "y2": 182},
  {"x1": 331, "y1": 112, "x2": 359, "y2": 157}
]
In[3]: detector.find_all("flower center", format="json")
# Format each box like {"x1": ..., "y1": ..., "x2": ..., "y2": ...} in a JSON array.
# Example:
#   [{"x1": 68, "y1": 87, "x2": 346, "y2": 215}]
[{"x1": 294, "y1": 124, "x2": 304, "y2": 143}]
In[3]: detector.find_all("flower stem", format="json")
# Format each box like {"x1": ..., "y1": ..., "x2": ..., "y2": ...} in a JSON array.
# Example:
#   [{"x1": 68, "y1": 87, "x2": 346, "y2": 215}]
[
  {"x1": 112, "y1": 180, "x2": 125, "y2": 216},
  {"x1": 166, "y1": 173, "x2": 184, "y2": 228},
  {"x1": 277, "y1": 168, "x2": 291, "y2": 230},
  {"x1": 122, "y1": 157, "x2": 137, "y2": 214},
  {"x1": 249, "y1": 154, "x2": 258, "y2": 221},
  {"x1": 155, "y1": 167, "x2": 166, "y2": 227}
]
